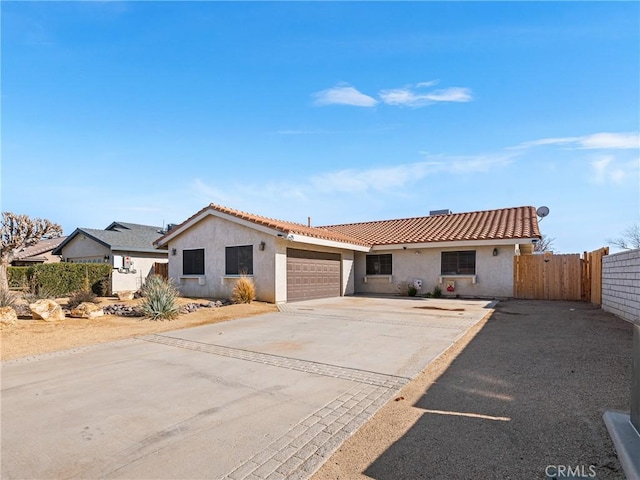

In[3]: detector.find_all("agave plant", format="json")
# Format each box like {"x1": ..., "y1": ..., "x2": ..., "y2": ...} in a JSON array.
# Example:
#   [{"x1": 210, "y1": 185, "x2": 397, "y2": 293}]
[{"x1": 140, "y1": 275, "x2": 180, "y2": 320}]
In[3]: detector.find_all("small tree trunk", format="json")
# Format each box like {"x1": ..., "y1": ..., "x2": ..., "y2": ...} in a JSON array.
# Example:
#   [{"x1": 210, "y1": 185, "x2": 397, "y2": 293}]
[{"x1": 0, "y1": 259, "x2": 10, "y2": 294}]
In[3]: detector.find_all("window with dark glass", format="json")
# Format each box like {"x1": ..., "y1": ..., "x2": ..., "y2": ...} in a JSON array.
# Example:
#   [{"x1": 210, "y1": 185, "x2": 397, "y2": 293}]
[
  {"x1": 183, "y1": 248, "x2": 205, "y2": 275},
  {"x1": 441, "y1": 251, "x2": 476, "y2": 275},
  {"x1": 366, "y1": 254, "x2": 392, "y2": 275},
  {"x1": 225, "y1": 245, "x2": 253, "y2": 275}
]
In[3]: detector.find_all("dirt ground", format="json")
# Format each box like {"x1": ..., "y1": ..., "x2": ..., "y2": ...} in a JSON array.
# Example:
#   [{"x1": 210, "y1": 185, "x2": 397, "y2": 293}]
[
  {"x1": 0, "y1": 296, "x2": 277, "y2": 361},
  {"x1": 312, "y1": 300, "x2": 632, "y2": 480}
]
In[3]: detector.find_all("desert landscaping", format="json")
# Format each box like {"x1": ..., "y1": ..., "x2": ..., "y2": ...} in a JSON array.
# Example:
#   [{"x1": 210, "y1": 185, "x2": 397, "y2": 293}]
[{"x1": 0, "y1": 295, "x2": 277, "y2": 361}]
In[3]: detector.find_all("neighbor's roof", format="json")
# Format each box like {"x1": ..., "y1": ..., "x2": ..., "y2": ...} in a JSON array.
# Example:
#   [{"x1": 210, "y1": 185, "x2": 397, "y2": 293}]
[
  {"x1": 323, "y1": 206, "x2": 541, "y2": 246},
  {"x1": 52, "y1": 222, "x2": 165, "y2": 255},
  {"x1": 155, "y1": 204, "x2": 541, "y2": 249},
  {"x1": 13, "y1": 236, "x2": 67, "y2": 260}
]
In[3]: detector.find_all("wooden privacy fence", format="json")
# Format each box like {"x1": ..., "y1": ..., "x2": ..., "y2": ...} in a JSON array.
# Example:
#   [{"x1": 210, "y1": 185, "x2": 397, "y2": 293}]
[
  {"x1": 513, "y1": 247, "x2": 608, "y2": 303},
  {"x1": 154, "y1": 262, "x2": 169, "y2": 280},
  {"x1": 582, "y1": 247, "x2": 609, "y2": 304}
]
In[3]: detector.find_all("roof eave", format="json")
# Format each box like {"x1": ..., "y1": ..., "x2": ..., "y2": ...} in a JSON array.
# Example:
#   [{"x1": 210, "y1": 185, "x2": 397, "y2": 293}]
[
  {"x1": 370, "y1": 237, "x2": 540, "y2": 251},
  {"x1": 52, "y1": 229, "x2": 112, "y2": 255},
  {"x1": 154, "y1": 207, "x2": 286, "y2": 248},
  {"x1": 285, "y1": 234, "x2": 371, "y2": 252}
]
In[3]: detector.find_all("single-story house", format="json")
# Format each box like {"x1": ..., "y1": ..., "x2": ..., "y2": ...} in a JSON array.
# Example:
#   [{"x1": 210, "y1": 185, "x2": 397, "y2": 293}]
[
  {"x1": 11, "y1": 236, "x2": 67, "y2": 266},
  {"x1": 154, "y1": 204, "x2": 542, "y2": 303},
  {"x1": 52, "y1": 222, "x2": 168, "y2": 293}
]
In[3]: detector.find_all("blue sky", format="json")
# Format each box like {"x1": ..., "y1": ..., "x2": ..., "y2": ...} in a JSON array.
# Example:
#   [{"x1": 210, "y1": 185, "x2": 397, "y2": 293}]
[{"x1": 2, "y1": 1, "x2": 639, "y2": 253}]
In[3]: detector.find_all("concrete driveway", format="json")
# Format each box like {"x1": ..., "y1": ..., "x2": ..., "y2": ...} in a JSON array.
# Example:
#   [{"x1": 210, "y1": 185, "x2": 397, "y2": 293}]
[{"x1": 1, "y1": 296, "x2": 494, "y2": 480}]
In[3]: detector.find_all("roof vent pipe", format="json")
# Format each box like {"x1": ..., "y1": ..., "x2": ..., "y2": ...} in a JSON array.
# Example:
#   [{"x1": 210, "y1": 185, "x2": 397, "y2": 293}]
[{"x1": 307, "y1": 216, "x2": 311, "y2": 227}]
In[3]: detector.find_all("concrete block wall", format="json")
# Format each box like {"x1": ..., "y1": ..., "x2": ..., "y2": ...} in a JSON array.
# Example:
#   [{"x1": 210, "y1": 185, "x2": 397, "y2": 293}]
[{"x1": 602, "y1": 249, "x2": 640, "y2": 324}]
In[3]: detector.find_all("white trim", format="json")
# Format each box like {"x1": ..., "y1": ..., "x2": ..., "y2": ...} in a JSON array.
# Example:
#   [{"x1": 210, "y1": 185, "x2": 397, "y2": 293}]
[
  {"x1": 370, "y1": 238, "x2": 529, "y2": 251},
  {"x1": 179, "y1": 275, "x2": 206, "y2": 286},
  {"x1": 363, "y1": 275, "x2": 393, "y2": 283},
  {"x1": 286, "y1": 234, "x2": 370, "y2": 252},
  {"x1": 156, "y1": 209, "x2": 283, "y2": 247},
  {"x1": 439, "y1": 274, "x2": 477, "y2": 284}
]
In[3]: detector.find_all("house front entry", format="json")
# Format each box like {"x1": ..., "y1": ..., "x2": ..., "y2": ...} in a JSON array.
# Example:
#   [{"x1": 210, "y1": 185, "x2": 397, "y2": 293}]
[{"x1": 286, "y1": 248, "x2": 341, "y2": 302}]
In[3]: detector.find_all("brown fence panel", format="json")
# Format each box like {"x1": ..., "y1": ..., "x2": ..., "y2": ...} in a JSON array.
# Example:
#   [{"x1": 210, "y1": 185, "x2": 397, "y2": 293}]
[
  {"x1": 154, "y1": 262, "x2": 169, "y2": 280},
  {"x1": 514, "y1": 248, "x2": 608, "y2": 302},
  {"x1": 514, "y1": 254, "x2": 583, "y2": 300},
  {"x1": 585, "y1": 247, "x2": 609, "y2": 304}
]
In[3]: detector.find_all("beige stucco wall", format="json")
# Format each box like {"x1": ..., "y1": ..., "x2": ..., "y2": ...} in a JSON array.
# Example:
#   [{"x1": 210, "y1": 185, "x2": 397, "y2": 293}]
[
  {"x1": 167, "y1": 216, "x2": 278, "y2": 302},
  {"x1": 59, "y1": 234, "x2": 168, "y2": 293},
  {"x1": 166, "y1": 215, "x2": 357, "y2": 303},
  {"x1": 60, "y1": 234, "x2": 111, "y2": 262},
  {"x1": 111, "y1": 252, "x2": 168, "y2": 293},
  {"x1": 354, "y1": 244, "x2": 516, "y2": 298}
]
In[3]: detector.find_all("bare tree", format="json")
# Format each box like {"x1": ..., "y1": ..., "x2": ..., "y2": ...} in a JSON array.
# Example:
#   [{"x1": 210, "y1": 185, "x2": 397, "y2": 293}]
[
  {"x1": 533, "y1": 234, "x2": 555, "y2": 253},
  {"x1": 608, "y1": 223, "x2": 640, "y2": 250},
  {"x1": 1, "y1": 213, "x2": 63, "y2": 293}
]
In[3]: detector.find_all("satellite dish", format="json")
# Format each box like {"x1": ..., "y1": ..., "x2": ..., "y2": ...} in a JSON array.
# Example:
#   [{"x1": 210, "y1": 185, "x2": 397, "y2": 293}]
[{"x1": 536, "y1": 206, "x2": 550, "y2": 218}]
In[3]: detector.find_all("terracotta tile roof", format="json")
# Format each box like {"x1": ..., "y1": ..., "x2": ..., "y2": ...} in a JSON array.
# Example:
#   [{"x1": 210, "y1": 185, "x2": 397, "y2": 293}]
[
  {"x1": 322, "y1": 206, "x2": 541, "y2": 246},
  {"x1": 156, "y1": 204, "x2": 541, "y2": 249},
  {"x1": 207, "y1": 204, "x2": 372, "y2": 247}
]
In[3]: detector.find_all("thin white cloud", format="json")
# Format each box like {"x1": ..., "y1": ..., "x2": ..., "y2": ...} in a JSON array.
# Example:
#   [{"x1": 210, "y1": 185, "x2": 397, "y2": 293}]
[
  {"x1": 309, "y1": 155, "x2": 513, "y2": 194},
  {"x1": 379, "y1": 83, "x2": 472, "y2": 107},
  {"x1": 513, "y1": 132, "x2": 639, "y2": 150},
  {"x1": 312, "y1": 85, "x2": 378, "y2": 107},
  {"x1": 310, "y1": 162, "x2": 440, "y2": 193},
  {"x1": 590, "y1": 156, "x2": 638, "y2": 184},
  {"x1": 425, "y1": 87, "x2": 473, "y2": 103},
  {"x1": 312, "y1": 81, "x2": 472, "y2": 108},
  {"x1": 580, "y1": 133, "x2": 639, "y2": 149}
]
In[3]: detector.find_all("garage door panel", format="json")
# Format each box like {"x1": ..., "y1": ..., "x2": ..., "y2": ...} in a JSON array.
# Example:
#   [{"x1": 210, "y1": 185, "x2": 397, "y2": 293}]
[{"x1": 287, "y1": 248, "x2": 341, "y2": 302}]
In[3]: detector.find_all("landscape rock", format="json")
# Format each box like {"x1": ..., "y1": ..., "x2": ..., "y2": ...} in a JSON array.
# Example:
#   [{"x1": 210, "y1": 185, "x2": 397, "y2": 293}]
[
  {"x1": 29, "y1": 299, "x2": 66, "y2": 321},
  {"x1": 116, "y1": 291, "x2": 135, "y2": 301},
  {"x1": 103, "y1": 304, "x2": 144, "y2": 317},
  {"x1": 0, "y1": 306, "x2": 18, "y2": 326},
  {"x1": 70, "y1": 302, "x2": 104, "y2": 319}
]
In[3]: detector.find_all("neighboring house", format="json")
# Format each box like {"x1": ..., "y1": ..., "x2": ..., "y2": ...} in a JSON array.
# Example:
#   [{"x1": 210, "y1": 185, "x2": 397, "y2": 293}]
[
  {"x1": 52, "y1": 222, "x2": 168, "y2": 293},
  {"x1": 154, "y1": 204, "x2": 542, "y2": 303},
  {"x1": 11, "y1": 236, "x2": 68, "y2": 266}
]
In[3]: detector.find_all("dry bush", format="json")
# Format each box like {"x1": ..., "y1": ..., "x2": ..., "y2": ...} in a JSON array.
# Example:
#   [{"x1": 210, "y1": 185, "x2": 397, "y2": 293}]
[{"x1": 231, "y1": 276, "x2": 255, "y2": 304}]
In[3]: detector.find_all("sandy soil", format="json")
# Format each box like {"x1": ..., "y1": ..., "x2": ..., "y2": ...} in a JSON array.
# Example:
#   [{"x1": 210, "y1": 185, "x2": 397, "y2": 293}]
[
  {"x1": 311, "y1": 300, "x2": 631, "y2": 480},
  {"x1": 1, "y1": 296, "x2": 277, "y2": 361}
]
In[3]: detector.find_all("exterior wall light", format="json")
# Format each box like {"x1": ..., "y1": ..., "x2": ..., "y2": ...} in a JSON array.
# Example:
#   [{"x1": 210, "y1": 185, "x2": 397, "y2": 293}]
[
  {"x1": 259, "y1": 241, "x2": 266, "y2": 251},
  {"x1": 493, "y1": 248, "x2": 499, "y2": 256},
  {"x1": 171, "y1": 248, "x2": 177, "y2": 256}
]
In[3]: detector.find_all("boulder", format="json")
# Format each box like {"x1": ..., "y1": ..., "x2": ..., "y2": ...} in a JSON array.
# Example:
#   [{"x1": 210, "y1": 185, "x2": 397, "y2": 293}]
[
  {"x1": 29, "y1": 299, "x2": 66, "y2": 321},
  {"x1": 117, "y1": 291, "x2": 135, "y2": 301},
  {"x1": 0, "y1": 306, "x2": 17, "y2": 326},
  {"x1": 70, "y1": 302, "x2": 104, "y2": 319}
]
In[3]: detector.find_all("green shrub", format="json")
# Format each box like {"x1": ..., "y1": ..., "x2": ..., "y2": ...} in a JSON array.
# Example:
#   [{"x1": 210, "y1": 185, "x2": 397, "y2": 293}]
[
  {"x1": 7, "y1": 267, "x2": 29, "y2": 289},
  {"x1": 7, "y1": 264, "x2": 111, "y2": 297},
  {"x1": 231, "y1": 276, "x2": 255, "y2": 304},
  {"x1": 432, "y1": 285, "x2": 442, "y2": 298},
  {"x1": 67, "y1": 276, "x2": 99, "y2": 309},
  {"x1": 140, "y1": 275, "x2": 180, "y2": 320},
  {"x1": 408, "y1": 286, "x2": 418, "y2": 297}
]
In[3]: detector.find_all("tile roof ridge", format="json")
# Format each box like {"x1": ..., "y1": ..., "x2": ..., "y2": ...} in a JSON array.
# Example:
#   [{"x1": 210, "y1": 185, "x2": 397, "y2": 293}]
[
  {"x1": 321, "y1": 205, "x2": 536, "y2": 228},
  {"x1": 209, "y1": 203, "x2": 311, "y2": 229}
]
